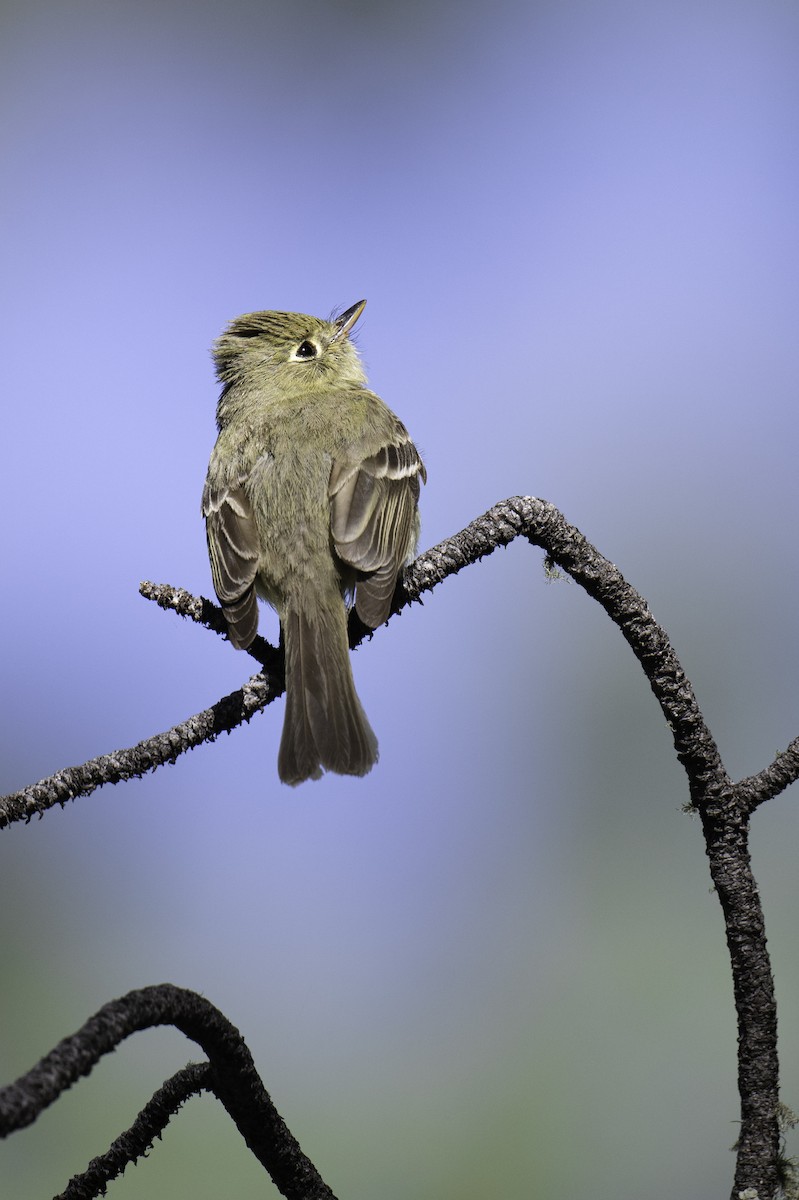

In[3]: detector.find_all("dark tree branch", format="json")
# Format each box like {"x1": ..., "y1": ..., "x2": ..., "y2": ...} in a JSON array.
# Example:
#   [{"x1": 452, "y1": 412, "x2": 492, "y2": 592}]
[
  {"x1": 0, "y1": 984, "x2": 338, "y2": 1200},
  {"x1": 137, "y1": 582, "x2": 282, "y2": 669},
  {"x1": 734, "y1": 736, "x2": 799, "y2": 815},
  {"x1": 2, "y1": 495, "x2": 797, "y2": 1196},
  {"x1": 398, "y1": 497, "x2": 731, "y2": 805},
  {"x1": 56, "y1": 1061, "x2": 212, "y2": 1200},
  {"x1": 1, "y1": 497, "x2": 743, "y2": 826},
  {"x1": 0, "y1": 675, "x2": 280, "y2": 828}
]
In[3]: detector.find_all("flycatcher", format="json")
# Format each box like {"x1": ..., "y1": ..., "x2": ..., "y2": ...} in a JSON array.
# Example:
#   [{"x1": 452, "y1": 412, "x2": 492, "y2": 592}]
[{"x1": 202, "y1": 300, "x2": 426, "y2": 785}]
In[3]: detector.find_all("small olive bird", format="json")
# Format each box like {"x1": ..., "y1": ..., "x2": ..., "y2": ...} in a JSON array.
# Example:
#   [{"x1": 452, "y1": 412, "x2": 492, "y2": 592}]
[{"x1": 202, "y1": 300, "x2": 426, "y2": 785}]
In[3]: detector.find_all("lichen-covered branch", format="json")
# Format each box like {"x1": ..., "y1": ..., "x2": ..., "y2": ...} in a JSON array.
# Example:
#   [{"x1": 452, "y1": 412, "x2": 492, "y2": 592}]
[
  {"x1": 0, "y1": 984, "x2": 338, "y2": 1200},
  {"x1": 1, "y1": 496, "x2": 740, "y2": 825},
  {"x1": 734, "y1": 736, "x2": 799, "y2": 815},
  {"x1": 2, "y1": 494, "x2": 797, "y2": 1197},
  {"x1": 0, "y1": 674, "x2": 280, "y2": 829},
  {"x1": 56, "y1": 1062, "x2": 212, "y2": 1200}
]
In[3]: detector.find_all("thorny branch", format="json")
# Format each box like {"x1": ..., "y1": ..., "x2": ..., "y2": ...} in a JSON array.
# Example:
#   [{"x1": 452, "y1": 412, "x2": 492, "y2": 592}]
[{"x1": 1, "y1": 495, "x2": 797, "y2": 1198}]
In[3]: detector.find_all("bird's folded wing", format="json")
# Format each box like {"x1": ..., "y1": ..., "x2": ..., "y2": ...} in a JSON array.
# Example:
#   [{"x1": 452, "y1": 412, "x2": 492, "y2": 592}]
[
  {"x1": 202, "y1": 477, "x2": 260, "y2": 648},
  {"x1": 329, "y1": 429, "x2": 426, "y2": 628}
]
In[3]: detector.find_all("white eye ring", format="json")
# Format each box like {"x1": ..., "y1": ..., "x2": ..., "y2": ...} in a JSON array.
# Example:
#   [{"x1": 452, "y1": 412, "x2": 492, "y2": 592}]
[{"x1": 291, "y1": 339, "x2": 319, "y2": 361}]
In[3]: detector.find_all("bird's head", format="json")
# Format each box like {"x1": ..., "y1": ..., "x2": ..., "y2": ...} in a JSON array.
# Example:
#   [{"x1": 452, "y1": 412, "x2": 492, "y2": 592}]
[{"x1": 213, "y1": 300, "x2": 368, "y2": 419}]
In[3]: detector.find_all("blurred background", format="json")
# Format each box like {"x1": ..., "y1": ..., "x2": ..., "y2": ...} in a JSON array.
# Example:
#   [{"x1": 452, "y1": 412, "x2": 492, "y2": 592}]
[{"x1": 2, "y1": 0, "x2": 799, "y2": 1195}]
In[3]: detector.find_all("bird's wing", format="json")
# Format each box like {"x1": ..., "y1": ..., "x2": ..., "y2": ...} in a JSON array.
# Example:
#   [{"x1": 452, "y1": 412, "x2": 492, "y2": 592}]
[
  {"x1": 202, "y1": 474, "x2": 261, "y2": 649},
  {"x1": 329, "y1": 424, "x2": 426, "y2": 628}
]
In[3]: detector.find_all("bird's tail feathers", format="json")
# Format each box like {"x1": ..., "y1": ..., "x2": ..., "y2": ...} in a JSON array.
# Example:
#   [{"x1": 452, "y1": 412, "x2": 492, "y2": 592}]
[{"x1": 278, "y1": 606, "x2": 378, "y2": 786}]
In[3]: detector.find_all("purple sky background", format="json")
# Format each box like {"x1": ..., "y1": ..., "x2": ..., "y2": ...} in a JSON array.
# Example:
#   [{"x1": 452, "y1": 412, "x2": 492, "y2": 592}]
[{"x1": 2, "y1": 0, "x2": 799, "y2": 1196}]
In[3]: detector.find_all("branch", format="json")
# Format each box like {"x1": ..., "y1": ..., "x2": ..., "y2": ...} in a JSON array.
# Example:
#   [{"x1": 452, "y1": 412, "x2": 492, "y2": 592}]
[
  {"x1": 399, "y1": 497, "x2": 732, "y2": 805},
  {"x1": 0, "y1": 674, "x2": 279, "y2": 829},
  {"x1": 733, "y1": 736, "x2": 799, "y2": 815},
  {"x1": 56, "y1": 1062, "x2": 211, "y2": 1200},
  {"x1": 0, "y1": 984, "x2": 338, "y2": 1200},
  {"x1": 2, "y1": 496, "x2": 752, "y2": 826},
  {"x1": 3, "y1": 495, "x2": 797, "y2": 1196}
]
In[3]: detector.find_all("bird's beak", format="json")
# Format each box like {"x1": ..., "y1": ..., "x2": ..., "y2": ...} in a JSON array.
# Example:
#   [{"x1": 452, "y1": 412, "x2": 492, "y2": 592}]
[{"x1": 332, "y1": 299, "x2": 366, "y2": 341}]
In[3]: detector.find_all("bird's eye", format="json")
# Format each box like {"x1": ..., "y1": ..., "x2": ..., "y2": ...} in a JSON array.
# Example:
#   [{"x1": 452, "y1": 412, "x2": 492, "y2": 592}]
[{"x1": 294, "y1": 339, "x2": 318, "y2": 359}]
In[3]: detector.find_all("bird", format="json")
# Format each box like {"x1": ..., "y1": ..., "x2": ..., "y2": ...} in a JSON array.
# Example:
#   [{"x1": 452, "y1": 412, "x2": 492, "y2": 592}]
[{"x1": 202, "y1": 300, "x2": 426, "y2": 785}]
